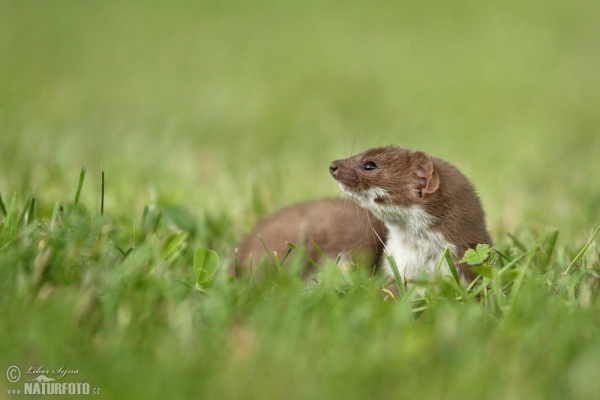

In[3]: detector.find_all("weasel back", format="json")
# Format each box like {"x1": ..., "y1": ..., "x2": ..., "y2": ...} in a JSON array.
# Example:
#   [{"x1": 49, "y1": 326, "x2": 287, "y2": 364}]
[{"x1": 232, "y1": 198, "x2": 387, "y2": 278}]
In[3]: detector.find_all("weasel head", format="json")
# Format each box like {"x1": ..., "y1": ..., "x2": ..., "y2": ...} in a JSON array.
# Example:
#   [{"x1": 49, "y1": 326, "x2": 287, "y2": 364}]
[{"x1": 329, "y1": 146, "x2": 440, "y2": 226}]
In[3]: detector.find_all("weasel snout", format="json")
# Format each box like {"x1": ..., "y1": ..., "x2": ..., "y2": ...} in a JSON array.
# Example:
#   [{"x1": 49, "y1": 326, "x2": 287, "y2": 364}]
[
  {"x1": 329, "y1": 161, "x2": 340, "y2": 177},
  {"x1": 329, "y1": 158, "x2": 360, "y2": 188}
]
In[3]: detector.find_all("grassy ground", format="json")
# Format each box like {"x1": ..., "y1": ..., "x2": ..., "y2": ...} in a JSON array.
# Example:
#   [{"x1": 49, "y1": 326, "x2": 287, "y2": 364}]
[{"x1": 1, "y1": 1, "x2": 600, "y2": 399}]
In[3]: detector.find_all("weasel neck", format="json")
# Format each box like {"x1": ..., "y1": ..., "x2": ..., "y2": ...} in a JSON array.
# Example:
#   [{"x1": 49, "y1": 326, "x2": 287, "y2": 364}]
[
  {"x1": 380, "y1": 208, "x2": 456, "y2": 283},
  {"x1": 372, "y1": 204, "x2": 436, "y2": 238}
]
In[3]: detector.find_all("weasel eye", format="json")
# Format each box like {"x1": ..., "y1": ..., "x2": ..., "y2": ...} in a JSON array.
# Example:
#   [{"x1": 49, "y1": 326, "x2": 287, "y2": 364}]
[{"x1": 363, "y1": 161, "x2": 378, "y2": 171}]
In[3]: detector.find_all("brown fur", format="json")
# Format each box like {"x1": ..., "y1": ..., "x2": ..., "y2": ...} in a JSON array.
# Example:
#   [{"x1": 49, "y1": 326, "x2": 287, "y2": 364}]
[
  {"x1": 232, "y1": 198, "x2": 387, "y2": 278},
  {"x1": 330, "y1": 146, "x2": 492, "y2": 280}
]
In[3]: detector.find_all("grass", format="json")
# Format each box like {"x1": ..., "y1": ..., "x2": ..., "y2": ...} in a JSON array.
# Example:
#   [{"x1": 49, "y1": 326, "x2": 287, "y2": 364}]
[
  {"x1": 1, "y1": 1, "x2": 600, "y2": 399},
  {"x1": 0, "y1": 186, "x2": 599, "y2": 399}
]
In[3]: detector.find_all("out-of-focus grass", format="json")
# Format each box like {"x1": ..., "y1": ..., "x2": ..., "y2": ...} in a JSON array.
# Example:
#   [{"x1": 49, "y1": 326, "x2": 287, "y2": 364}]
[
  {"x1": 0, "y1": 187, "x2": 598, "y2": 399},
  {"x1": 1, "y1": 1, "x2": 600, "y2": 399}
]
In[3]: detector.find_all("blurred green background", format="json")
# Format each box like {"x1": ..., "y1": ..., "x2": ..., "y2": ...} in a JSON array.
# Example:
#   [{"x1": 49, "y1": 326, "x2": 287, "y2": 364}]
[
  {"x1": 2, "y1": 2, "x2": 600, "y2": 399},
  {"x1": 2, "y1": 0, "x2": 599, "y2": 240}
]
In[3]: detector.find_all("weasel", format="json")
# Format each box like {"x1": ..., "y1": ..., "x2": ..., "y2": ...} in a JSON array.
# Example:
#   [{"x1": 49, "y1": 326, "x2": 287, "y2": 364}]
[
  {"x1": 232, "y1": 198, "x2": 387, "y2": 278},
  {"x1": 330, "y1": 146, "x2": 492, "y2": 283}
]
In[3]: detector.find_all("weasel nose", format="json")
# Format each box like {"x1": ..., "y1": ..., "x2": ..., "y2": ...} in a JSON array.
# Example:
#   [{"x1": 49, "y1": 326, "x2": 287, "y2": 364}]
[{"x1": 329, "y1": 162, "x2": 339, "y2": 176}]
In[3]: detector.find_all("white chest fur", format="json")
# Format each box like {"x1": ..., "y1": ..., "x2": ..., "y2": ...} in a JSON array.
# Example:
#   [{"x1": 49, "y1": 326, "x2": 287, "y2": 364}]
[
  {"x1": 381, "y1": 223, "x2": 455, "y2": 283},
  {"x1": 371, "y1": 204, "x2": 456, "y2": 283}
]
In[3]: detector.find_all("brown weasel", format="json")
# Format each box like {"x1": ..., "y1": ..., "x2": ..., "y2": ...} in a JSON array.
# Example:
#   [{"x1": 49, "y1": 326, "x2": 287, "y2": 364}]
[
  {"x1": 330, "y1": 146, "x2": 492, "y2": 283},
  {"x1": 232, "y1": 198, "x2": 387, "y2": 278}
]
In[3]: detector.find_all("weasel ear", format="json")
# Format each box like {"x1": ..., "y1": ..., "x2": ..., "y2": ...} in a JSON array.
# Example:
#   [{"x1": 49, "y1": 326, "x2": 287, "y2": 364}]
[{"x1": 411, "y1": 151, "x2": 440, "y2": 195}]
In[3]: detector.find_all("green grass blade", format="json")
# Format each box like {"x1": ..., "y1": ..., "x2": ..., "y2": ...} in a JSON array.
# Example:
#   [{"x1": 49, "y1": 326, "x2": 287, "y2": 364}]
[
  {"x1": 74, "y1": 164, "x2": 86, "y2": 205},
  {"x1": 138, "y1": 205, "x2": 161, "y2": 243},
  {"x1": 161, "y1": 232, "x2": 187, "y2": 260},
  {"x1": 491, "y1": 267, "x2": 507, "y2": 312},
  {"x1": 258, "y1": 234, "x2": 278, "y2": 266},
  {"x1": 0, "y1": 194, "x2": 18, "y2": 247},
  {"x1": 17, "y1": 193, "x2": 33, "y2": 228},
  {"x1": 444, "y1": 274, "x2": 470, "y2": 303},
  {"x1": 508, "y1": 259, "x2": 529, "y2": 304},
  {"x1": 138, "y1": 205, "x2": 150, "y2": 243},
  {"x1": 495, "y1": 249, "x2": 512, "y2": 261},
  {"x1": 499, "y1": 246, "x2": 539, "y2": 274},
  {"x1": 507, "y1": 233, "x2": 527, "y2": 252},
  {"x1": 565, "y1": 224, "x2": 600, "y2": 274},
  {"x1": 149, "y1": 209, "x2": 162, "y2": 235},
  {"x1": 433, "y1": 246, "x2": 460, "y2": 284},
  {"x1": 29, "y1": 196, "x2": 35, "y2": 221},
  {"x1": 110, "y1": 241, "x2": 129, "y2": 257},
  {"x1": 233, "y1": 248, "x2": 241, "y2": 277},
  {"x1": 0, "y1": 192, "x2": 6, "y2": 217},
  {"x1": 466, "y1": 275, "x2": 487, "y2": 299},
  {"x1": 49, "y1": 202, "x2": 61, "y2": 231},
  {"x1": 542, "y1": 229, "x2": 559, "y2": 270},
  {"x1": 386, "y1": 255, "x2": 406, "y2": 296},
  {"x1": 248, "y1": 253, "x2": 258, "y2": 289},
  {"x1": 287, "y1": 243, "x2": 321, "y2": 271},
  {"x1": 278, "y1": 247, "x2": 293, "y2": 265},
  {"x1": 312, "y1": 240, "x2": 326, "y2": 260},
  {"x1": 27, "y1": 195, "x2": 35, "y2": 225},
  {"x1": 444, "y1": 247, "x2": 461, "y2": 284},
  {"x1": 398, "y1": 284, "x2": 417, "y2": 308},
  {"x1": 101, "y1": 168, "x2": 105, "y2": 216}
]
